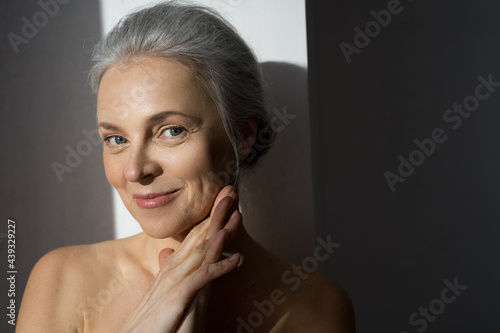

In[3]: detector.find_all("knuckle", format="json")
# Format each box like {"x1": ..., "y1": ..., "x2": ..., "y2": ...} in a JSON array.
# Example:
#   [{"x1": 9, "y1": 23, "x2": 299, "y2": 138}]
[
  {"x1": 195, "y1": 239, "x2": 210, "y2": 253},
  {"x1": 200, "y1": 260, "x2": 227, "y2": 279},
  {"x1": 187, "y1": 221, "x2": 209, "y2": 239},
  {"x1": 198, "y1": 263, "x2": 211, "y2": 278}
]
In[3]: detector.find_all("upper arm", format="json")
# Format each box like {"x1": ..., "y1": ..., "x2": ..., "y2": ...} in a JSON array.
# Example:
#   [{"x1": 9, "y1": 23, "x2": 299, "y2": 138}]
[{"x1": 17, "y1": 247, "x2": 86, "y2": 333}]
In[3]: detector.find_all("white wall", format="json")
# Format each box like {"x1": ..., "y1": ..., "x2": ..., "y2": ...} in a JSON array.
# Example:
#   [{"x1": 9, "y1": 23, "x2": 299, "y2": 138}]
[
  {"x1": 99, "y1": 0, "x2": 313, "y2": 261},
  {"x1": 100, "y1": 0, "x2": 307, "y2": 66}
]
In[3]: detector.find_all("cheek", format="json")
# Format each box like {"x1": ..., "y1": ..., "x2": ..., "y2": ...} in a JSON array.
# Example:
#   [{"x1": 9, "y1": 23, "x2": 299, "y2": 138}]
[
  {"x1": 165, "y1": 137, "x2": 232, "y2": 214},
  {"x1": 166, "y1": 131, "x2": 232, "y2": 181},
  {"x1": 172, "y1": 142, "x2": 222, "y2": 192},
  {"x1": 103, "y1": 154, "x2": 124, "y2": 189}
]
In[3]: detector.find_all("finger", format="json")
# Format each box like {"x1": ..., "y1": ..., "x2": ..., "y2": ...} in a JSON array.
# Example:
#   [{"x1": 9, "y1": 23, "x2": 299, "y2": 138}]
[
  {"x1": 157, "y1": 189, "x2": 238, "y2": 274},
  {"x1": 158, "y1": 238, "x2": 211, "y2": 281},
  {"x1": 180, "y1": 186, "x2": 237, "y2": 244},
  {"x1": 158, "y1": 238, "x2": 219, "y2": 285},
  {"x1": 182, "y1": 252, "x2": 240, "y2": 294},
  {"x1": 206, "y1": 195, "x2": 235, "y2": 238},
  {"x1": 177, "y1": 185, "x2": 236, "y2": 248},
  {"x1": 160, "y1": 200, "x2": 233, "y2": 272},
  {"x1": 203, "y1": 229, "x2": 228, "y2": 265},
  {"x1": 209, "y1": 185, "x2": 236, "y2": 216},
  {"x1": 158, "y1": 248, "x2": 175, "y2": 268},
  {"x1": 167, "y1": 225, "x2": 233, "y2": 280},
  {"x1": 173, "y1": 207, "x2": 221, "y2": 256},
  {"x1": 184, "y1": 191, "x2": 237, "y2": 243},
  {"x1": 223, "y1": 210, "x2": 242, "y2": 244}
]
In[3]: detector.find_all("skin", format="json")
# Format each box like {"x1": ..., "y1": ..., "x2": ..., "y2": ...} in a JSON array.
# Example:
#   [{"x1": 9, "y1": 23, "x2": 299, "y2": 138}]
[{"x1": 16, "y1": 57, "x2": 355, "y2": 332}]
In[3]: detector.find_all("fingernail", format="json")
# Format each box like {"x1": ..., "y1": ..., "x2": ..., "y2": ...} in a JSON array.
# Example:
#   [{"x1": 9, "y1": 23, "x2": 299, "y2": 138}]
[
  {"x1": 228, "y1": 209, "x2": 238, "y2": 224},
  {"x1": 228, "y1": 253, "x2": 240, "y2": 262}
]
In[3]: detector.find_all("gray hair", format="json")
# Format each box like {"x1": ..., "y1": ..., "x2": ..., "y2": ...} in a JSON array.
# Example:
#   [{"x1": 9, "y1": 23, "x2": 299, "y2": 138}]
[{"x1": 89, "y1": 1, "x2": 275, "y2": 184}]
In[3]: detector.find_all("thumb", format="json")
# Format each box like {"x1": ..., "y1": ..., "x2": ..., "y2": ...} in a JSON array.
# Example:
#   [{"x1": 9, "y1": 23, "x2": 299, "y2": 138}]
[{"x1": 158, "y1": 248, "x2": 175, "y2": 268}]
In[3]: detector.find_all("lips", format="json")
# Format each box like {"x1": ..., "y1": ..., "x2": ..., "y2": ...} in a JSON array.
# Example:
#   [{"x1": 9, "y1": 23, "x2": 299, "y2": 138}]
[{"x1": 133, "y1": 190, "x2": 179, "y2": 209}]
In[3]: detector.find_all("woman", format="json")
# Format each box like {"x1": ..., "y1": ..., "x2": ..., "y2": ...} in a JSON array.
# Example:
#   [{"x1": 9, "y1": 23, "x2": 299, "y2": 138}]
[{"x1": 17, "y1": 2, "x2": 355, "y2": 332}]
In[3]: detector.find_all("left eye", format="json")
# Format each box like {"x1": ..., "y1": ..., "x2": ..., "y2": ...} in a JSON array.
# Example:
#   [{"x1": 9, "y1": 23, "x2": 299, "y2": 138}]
[
  {"x1": 108, "y1": 136, "x2": 128, "y2": 145},
  {"x1": 163, "y1": 127, "x2": 183, "y2": 137}
]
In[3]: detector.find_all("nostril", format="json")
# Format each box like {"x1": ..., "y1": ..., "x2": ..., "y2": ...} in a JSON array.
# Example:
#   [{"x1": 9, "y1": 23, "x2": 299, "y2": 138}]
[{"x1": 138, "y1": 174, "x2": 157, "y2": 186}]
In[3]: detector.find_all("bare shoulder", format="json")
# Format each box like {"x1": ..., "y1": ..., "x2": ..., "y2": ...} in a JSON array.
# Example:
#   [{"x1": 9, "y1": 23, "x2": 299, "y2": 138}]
[
  {"x1": 17, "y1": 240, "x2": 126, "y2": 332},
  {"x1": 281, "y1": 273, "x2": 355, "y2": 332},
  {"x1": 17, "y1": 245, "x2": 92, "y2": 332},
  {"x1": 236, "y1": 241, "x2": 355, "y2": 333}
]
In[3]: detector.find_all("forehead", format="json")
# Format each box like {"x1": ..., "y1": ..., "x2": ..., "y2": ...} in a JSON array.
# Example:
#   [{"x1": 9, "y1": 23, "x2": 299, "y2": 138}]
[{"x1": 97, "y1": 57, "x2": 215, "y2": 121}]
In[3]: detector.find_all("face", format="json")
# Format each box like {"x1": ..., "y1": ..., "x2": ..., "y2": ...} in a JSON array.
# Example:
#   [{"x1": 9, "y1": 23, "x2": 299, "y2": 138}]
[{"x1": 97, "y1": 57, "x2": 234, "y2": 239}]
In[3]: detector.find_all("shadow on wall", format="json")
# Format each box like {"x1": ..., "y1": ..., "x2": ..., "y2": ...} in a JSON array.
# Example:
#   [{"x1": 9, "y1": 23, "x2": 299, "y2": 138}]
[
  {"x1": 241, "y1": 61, "x2": 315, "y2": 264},
  {"x1": 0, "y1": 2, "x2": 113, "y2": 331}
]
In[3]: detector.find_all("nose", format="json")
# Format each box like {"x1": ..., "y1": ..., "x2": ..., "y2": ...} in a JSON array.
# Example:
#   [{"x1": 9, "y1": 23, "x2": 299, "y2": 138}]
[{"x1": 124, "y1": 144, "x2": 161, "y2": 183}]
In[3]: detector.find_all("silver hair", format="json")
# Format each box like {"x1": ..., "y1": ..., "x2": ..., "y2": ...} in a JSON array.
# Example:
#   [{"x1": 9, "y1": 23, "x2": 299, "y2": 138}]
[{"x1": 88, "y1": 1, "x2": 275, "y2": 185}]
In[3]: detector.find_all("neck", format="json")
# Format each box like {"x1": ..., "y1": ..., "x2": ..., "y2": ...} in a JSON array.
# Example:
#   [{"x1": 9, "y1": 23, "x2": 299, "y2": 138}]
[{"x1": 136, "y1": 223, "x2": 260, "y2": 277}]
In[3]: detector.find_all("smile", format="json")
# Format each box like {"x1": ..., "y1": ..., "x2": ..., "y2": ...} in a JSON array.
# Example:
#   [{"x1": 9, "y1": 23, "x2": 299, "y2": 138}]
[{"x1": 133, "y1": 190, "x2": 179, "y2": 209}]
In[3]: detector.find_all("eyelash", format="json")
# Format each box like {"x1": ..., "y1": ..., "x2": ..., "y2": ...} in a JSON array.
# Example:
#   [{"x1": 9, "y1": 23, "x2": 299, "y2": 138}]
[
  {"x1": 161, "y1": 125, "x2": 184, "y2": 138},
  {"x1": 104, "y1": 135, "x2": 127, "y2": 146},
  {"x1": 103, "y1": 125, "x2": 186, "y2": 146}
]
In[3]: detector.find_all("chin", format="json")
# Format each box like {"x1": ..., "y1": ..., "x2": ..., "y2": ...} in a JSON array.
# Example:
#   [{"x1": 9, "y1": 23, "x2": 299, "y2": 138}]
[
  {"x1": 131, "y1": 206, "x2": 210, "y2": 240},
  {"x1": 132, "y1": 213, "x2": 188, "y2": 239}
]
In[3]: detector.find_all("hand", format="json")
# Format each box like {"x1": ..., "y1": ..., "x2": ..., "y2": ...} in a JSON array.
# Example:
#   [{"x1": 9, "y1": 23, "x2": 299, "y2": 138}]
[
  {"x1": 118, "y1": 185, "x2": 242, "y2": 333},
  {"x1": 174, "y1": 186, "x2": 241, "y2": 332}
]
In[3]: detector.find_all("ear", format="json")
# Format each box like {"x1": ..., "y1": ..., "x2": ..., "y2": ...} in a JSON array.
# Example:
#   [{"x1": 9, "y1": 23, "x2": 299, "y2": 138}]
[{"x1": 238, "y1": 117, "x2": 259, "y2": 161}]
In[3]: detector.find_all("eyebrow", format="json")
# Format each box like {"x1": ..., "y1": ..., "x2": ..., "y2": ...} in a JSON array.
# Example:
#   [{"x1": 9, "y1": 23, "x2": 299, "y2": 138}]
[{"x1": 98, "y1": 110, "x2": 201, "y2": 131}]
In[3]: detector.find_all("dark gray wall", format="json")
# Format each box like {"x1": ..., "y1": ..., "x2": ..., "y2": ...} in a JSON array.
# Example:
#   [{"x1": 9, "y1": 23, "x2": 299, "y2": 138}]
[
  {"x1": 0, "y1": 1, "x2": 111, "y2": 332},
  {"x1": 307, "y1": 0, "x2": 500, "y2": 332}
]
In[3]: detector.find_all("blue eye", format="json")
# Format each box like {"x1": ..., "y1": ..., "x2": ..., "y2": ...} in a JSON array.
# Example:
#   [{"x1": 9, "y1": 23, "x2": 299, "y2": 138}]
[
  {"x1": 108, "y1": 136, "x2": 127, "y2": 145},
  {"x1": 164, "y1": 127, "x2": 183, "y2": 137}
]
